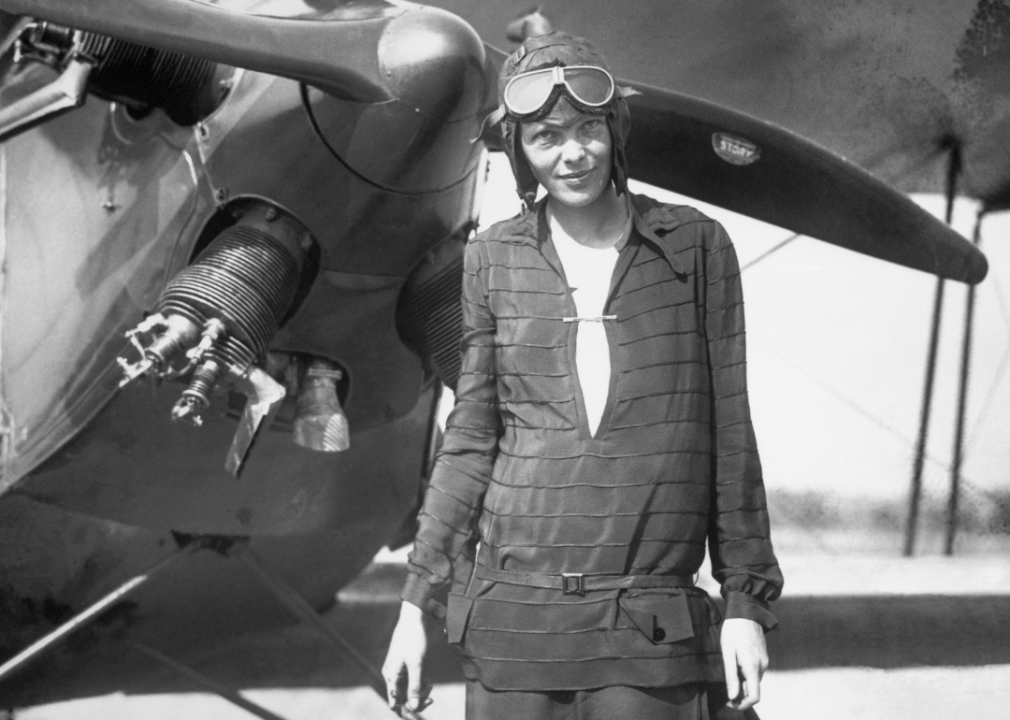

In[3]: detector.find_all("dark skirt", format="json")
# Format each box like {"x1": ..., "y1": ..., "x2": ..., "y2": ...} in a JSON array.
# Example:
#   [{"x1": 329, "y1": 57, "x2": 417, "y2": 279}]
[{"x1": 465, "y1": 681, "x2": 760, "y2": 720}]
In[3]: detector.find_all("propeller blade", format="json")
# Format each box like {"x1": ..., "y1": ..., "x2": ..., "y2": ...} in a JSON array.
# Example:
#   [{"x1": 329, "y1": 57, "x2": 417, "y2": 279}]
[
  {"x1": 0, "y1": 0, "x2": 399, "y2": 102},
  {"x1": 622, "y1": 81, "x2": 988, "y2": 284}
]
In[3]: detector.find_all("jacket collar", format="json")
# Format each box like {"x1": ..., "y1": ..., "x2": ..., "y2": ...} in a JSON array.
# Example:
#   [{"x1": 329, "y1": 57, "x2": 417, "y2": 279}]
[
  {"x1": 629, "y1": 193, "x2": 687, "y2": 276},
  {"x1": 511, "y1": 193, "x2": 687, "y2": 276}
]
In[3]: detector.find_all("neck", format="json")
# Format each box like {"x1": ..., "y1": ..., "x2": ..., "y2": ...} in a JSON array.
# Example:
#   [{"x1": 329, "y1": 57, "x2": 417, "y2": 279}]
[{"x1": 547, "y1": 185, "x2": 628, "y2": 249}]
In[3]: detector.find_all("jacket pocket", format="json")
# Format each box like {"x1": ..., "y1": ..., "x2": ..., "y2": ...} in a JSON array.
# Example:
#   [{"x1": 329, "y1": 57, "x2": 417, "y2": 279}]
[
  {"x1": 445, "y1": 593, "x2": 475, "y2": 645},
  {"x1": 619, "y1": 592, "x2": 695, "y2": 644}
]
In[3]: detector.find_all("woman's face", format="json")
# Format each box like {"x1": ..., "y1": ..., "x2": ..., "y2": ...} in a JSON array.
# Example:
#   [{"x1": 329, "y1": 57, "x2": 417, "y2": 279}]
[{"x1": 519, "y1": 98, "x2": 612, "y2": 208}]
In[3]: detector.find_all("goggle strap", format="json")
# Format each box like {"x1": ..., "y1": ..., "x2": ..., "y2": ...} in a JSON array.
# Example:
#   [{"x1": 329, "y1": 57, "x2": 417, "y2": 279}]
[{"x1": 618, "y1": 85, "x2": 642, "y2": 99}]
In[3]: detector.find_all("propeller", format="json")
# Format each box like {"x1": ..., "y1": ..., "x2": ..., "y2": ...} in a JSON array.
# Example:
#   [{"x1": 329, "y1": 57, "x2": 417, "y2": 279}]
[
  {"x1": 621, "y1": 81, "x2": 988, "y2": 284},
  {"x1": 0, "y1": 0, "x2": 399, "y2": 102}
]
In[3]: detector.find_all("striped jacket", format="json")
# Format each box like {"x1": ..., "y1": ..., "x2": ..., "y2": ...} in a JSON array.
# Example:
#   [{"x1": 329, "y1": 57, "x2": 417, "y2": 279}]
[{"x1": 402, "y1": 192, "x2": 783, "y2": 691}]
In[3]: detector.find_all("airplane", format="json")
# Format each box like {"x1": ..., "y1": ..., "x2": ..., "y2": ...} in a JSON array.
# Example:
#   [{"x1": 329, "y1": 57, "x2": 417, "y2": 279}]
[{"x1": 0, "y1": 0, "x2": 999, "y2": 717}]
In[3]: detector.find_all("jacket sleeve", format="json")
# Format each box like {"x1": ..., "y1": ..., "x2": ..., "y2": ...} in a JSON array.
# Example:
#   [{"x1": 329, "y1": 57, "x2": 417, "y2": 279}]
[
  {"x1": 401, "y1": 237, "x2": 502, "y2": 618},
  {"x1": 703, "y1": 220, "x2": 784, "y2": 630}
]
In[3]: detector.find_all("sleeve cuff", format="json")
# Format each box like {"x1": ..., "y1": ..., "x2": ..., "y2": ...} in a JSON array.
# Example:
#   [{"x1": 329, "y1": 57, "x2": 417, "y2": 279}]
[
  {"x1": 724, "y1": 590, "x2": 778, "y2": 631},
  {"x1": 400, "y1": 572, "x2": 447, "y2": 620}
]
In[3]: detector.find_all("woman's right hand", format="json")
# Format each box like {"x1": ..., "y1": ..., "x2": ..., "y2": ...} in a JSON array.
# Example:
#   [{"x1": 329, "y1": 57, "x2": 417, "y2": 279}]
[{"x1": 382, "y1": 601, "x2": 437, "y2": 713}]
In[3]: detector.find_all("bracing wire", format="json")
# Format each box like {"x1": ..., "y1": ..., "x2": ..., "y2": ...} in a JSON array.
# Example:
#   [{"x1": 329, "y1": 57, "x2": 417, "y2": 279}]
[
  {"x1": 754, "y1": 337, "x2": 1010, "y2": 518},
  {"x1": 965, "y1": 345, "x2": 1010, "y2": 453},
  {"x1": 987, "y1": 269, "x2": 1010, "y2": 337},
  {"x1": 740, "y1": 233, "x2": 801, "y2": 272},
  {"x1": 965, "y1": 212, "x2": 1010, "y2": 454}
]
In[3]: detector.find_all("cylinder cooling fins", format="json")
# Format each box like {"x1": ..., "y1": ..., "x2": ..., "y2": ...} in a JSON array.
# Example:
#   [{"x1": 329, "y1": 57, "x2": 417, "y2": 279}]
[
  {"x1": 118, "y1": 200, "x2": 328, "y2": 476},
  {"x1": 0, "y1": 19, "x2": 232, "y2": 143},
  {"x1": 396, "y1": 233, "x2": 467, "y2": 392},
  {"x1": 73, "y1": 26, "x2": 232, "y2": 125}
]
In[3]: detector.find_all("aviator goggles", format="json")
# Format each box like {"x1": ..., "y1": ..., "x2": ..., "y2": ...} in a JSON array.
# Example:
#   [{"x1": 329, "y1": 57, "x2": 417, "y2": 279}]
[{"x1": 503, "y1": 65, "x2": 616, "y2": 117}]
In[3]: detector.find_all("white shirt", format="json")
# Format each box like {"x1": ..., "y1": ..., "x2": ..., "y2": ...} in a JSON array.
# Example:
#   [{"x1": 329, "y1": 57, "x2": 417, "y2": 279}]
[{"x1": 549, "y1": 212, "x2": 632, "y2": 436}]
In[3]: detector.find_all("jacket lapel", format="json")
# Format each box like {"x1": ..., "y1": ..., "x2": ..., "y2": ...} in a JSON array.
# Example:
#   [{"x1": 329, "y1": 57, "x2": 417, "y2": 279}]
[{"x1": 630, "y1": 194, "x2": 689, "y2": 277}]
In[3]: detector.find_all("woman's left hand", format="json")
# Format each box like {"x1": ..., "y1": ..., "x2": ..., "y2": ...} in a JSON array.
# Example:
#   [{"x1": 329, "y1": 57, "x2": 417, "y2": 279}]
[{"x1": 719, "y1": 617, "x2": 768, "y2": 711}]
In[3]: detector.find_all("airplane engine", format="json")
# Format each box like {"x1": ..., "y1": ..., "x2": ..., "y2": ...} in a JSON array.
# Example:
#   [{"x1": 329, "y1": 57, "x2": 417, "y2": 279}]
[
  {"x1": 397, "y1": 233, "x2": 467, "y2": 391},
  {"x1": 72, "y1": 25, "x2": 231, "y2": 125},
  {"x1": 119, "y1": 200, "x2": 316, "y2": 474},
  {"x1": 2, "y1": 19, "x2": 231, "y2": 134},
  {"x1": 148, "y1": 210, "x2": 305, "y2": 420}
]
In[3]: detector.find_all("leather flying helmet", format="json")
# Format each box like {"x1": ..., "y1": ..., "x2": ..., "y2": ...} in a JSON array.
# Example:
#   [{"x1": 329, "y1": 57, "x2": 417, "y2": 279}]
[{"x1": 493, "y1": 32, "x2": 633, "y2": 210}]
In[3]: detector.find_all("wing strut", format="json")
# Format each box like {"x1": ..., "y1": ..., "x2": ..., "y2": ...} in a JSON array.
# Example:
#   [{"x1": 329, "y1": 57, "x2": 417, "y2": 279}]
[
  {"x1": 945, "y1": 210, "x2": 986, "y2": 555},
  {"x1": 904, "y1": 138, "x2": 972, "y2": 557}
]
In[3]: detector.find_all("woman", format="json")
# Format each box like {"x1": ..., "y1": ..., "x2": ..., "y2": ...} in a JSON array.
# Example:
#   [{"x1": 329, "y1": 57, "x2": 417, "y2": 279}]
[{"x1": 383, "y1": 31, "x2": 782, "y2": 720}]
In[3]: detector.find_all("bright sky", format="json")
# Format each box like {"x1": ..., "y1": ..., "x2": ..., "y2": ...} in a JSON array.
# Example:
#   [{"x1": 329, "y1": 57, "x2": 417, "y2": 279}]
[{"x1": 472, "y1": 153, "x2": 1010, "y2": 506}]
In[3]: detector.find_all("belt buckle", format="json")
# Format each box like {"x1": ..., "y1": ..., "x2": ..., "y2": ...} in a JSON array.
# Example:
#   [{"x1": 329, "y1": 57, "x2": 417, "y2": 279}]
[{"x1": 561, "y1": 573, "x2": 585, "y2": 595}]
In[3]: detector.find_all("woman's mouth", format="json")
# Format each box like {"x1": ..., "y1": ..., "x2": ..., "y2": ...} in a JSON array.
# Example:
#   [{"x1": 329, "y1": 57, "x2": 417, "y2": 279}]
[{"x1": 559, "y1": 168, "x2": 593, "y2": 181}]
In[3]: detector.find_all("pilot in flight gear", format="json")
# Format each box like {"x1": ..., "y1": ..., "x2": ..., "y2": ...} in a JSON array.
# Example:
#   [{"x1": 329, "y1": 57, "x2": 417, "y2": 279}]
[{"x1": 384, "y1": 31, "x2": 783, "y2": 720}]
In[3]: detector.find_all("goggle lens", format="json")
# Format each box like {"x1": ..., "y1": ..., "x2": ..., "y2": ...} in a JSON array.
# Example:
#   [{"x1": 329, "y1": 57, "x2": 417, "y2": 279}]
[
  {"x1": 504, "y1": 66, "x2": 615, "y2": 116},
  {"x1": 562, "y1": 67, "x2": 615, "y2": 105},
  {"x1": 505, "y1": 71, "x2": 558, "y2": 116}
]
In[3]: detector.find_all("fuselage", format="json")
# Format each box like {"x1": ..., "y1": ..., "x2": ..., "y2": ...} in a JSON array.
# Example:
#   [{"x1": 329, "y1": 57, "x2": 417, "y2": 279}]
[{"x1": 0, "y1": 0, "x2": 490, "y2": 704}]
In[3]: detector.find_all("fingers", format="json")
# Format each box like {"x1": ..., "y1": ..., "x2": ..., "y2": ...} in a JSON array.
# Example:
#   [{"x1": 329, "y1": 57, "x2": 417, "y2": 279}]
[
  {"x1": 734, "y1": 657, "x2": 762, "y2": 711},
  {"x1": 383, "y1": 662, "x2": 432, "y2": 713},
  {"x1": 720, "y1": 618, "x2": 768, "y2": 711},
  {"x1": 404, "y1": 657, "x2": 428, "y2": 712},
  {"x1": 382, "y1": 649, "x2": 409, "y2": 710},
  {"x1": 412, "y1": 683, "x2": 434, "y2": 712},
  {"x1": 721, "y1": 645, "x2": 740, "y2": 706},
  {"x1": 729, "y1": 645, "x2": 767, "y2": 711},
  {"x1": 383, "y1": 663, "x2": 404, "y2": 710}
]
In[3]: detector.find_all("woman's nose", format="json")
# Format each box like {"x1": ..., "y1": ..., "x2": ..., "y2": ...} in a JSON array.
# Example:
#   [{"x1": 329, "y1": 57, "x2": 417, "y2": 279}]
[{"x1": 560, "y1": 137, "x2": 587, "y2": 163}]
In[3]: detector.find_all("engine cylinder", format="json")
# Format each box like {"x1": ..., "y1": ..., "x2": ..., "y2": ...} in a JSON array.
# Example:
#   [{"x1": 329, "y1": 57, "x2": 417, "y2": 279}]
[
  {"x1": 397, "y1": 235, "x2": 466, "y2": 390},
  {"x1": 156, "y1": 211, "x2": 306, "y2": 372},
  {"x1": 36, "y1": 21, "x2": 231, "y2": 125}
]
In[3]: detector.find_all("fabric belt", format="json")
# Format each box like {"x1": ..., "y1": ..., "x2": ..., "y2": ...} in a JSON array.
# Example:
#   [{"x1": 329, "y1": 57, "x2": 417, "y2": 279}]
[{"x1": 474, "y1": 565, "x2": 694, "y2": 596}]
